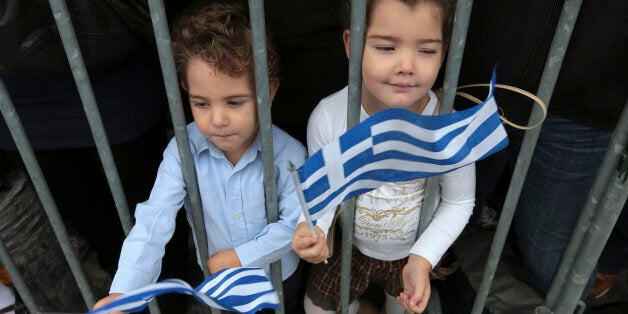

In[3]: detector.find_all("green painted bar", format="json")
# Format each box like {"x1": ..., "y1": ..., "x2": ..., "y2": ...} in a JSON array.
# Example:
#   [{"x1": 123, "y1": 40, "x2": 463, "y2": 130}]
[
  {"x1": 471, "y1": 1, "x2": 583, "y2": 313},
  {"x1": 248, "y1": 1, "x2": 285, "y2": 312},
  {"x1": 146, "y1": 0, "x2": 210, "y2": 312},
  {"x1": 47, "y1": 0, "x2": 133, "y2": 235},
  {"x1": 146, "y1": 0, "x2": 209, "y2": 275},
  {"x1": 418, "y1": 0, "x2": 474, "y2": 238},
  {"x1": 552, "y1": 103, "x2": 628, "y2": 313},
  {"x1": 546, "y1": 104, "x2": 628, "y2": 307},
  {"x1": 555, "y1": 165, "x2": 628, "y2": 312},
  {"x1": 0, "y1": 79, "x2": 95, "y2": 308},
  {"x1": 417, "y1": 2, "x2": 473, "y2": 312},
  {"x1": 340, "y1": 0, "x2": 366, "y2": 312}
]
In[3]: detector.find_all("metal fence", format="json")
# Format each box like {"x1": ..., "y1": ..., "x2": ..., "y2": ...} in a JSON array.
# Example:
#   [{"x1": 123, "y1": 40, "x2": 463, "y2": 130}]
[{"x1": 0, "y1": 0, "x2": 625, "y2": 313}]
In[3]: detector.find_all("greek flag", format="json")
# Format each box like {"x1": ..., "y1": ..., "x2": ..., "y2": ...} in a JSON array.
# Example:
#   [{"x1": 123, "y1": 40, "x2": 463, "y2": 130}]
[
  {"x1": 88, "y1": 267, "x2": 279, "y2": 314},
  {"x1": 296, "y1": 75, "x2": 508, "y2": 221}
]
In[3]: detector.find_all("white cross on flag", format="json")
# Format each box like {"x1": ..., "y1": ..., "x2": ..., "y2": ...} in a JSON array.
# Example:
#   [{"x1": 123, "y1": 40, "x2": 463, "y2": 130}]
[{"x1": 295, "y1": 74, "x2": 508, "y2": 221}]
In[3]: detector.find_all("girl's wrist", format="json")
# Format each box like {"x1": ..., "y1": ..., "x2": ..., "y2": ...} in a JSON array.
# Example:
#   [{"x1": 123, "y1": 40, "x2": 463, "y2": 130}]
[{"x1": 408, "y1": 253, "x2": 433, "y2": 271}]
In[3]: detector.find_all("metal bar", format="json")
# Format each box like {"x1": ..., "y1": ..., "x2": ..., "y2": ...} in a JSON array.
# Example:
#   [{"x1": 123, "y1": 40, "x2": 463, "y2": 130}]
[
  {"x1": 248, "y1": 1, "x2": 284, "y2": 313},
  {"x1": 0, "y1": 237, "x2": 41, "y2": 313},
  {"x1": 418, "y1": 2, "x2": 474, "y2": 312},
  {"x1": 418, "y1": 0, "x2": 474, "y2": 237},
  {"x1": 0, "y1": 79, "x2": 96, "y2": 307},
  {"x1": 553, "y1": 147, "x2": 628, "y2": 313},
  {"x1": 470, "y1": 1, "x2": 583, "y2": 313},
  {"x1": 147, "y1": 0, "x2": 208, "y2": 273},
  {"x1": 147, "y1": 0, "x2": 210, "y2": 313},
  {"x1": 47, "y1": 0, "x2": 133, "y2": 235},
  {"x1": 440, "y1": 0, "x2": 474, "y2": 114},
  {"x1": 546, "y1": 101, "x2": 628, "y2": 307},
  {"x1": 340, "y1": 0, "x2": 366, "y2": 312},
  {"x1": 43, "y1": 6, "x2": 155, "y2": 311}
]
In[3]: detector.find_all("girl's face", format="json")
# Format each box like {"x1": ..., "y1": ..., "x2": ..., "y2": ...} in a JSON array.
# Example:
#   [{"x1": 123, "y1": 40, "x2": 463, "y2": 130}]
[{"x1": 344, "y1": 0, "x2": 445, "y2": 115}]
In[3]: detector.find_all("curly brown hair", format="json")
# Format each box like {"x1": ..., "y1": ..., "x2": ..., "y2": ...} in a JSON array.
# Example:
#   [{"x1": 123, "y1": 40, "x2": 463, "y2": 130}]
[
  {"x1": 171, "y1": 2, "x2": 280, "y2": 85},
  {"x1": 342, "y1": 0, "x2": 456, "y2": 48}
]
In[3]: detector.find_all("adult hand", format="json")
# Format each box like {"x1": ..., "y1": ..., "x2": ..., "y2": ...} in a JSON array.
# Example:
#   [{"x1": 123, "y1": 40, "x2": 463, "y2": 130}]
[
  {"x1": 206, "y1": 249, "x2": 242, "y2": 274},
  {"x1": 397, "y1": 254, "x2": 432, "y2": 313},
  {"x1": 93, "y1": 293, "x2": 125, "y2": 314},
  {"x1": 291, "y1": 222, "x2": 328, "y2": 263}
]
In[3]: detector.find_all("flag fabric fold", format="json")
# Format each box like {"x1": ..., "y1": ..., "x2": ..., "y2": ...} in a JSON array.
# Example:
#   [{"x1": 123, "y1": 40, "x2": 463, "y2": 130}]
[
  {"x1": 296, "y1": 73, "x2": 508, "y2": 221},
  {"x1": 87, "y1": 267, "x2": 279, "y2": 314}
]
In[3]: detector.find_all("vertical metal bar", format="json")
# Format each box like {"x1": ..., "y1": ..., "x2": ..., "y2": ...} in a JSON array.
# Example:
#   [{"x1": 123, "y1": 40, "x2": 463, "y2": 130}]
[
  {"x1": 0, "y1": 80, "x2": 96, "y2": 307},
  {"x1": 418, "y1": 0, "x2": 474, "y2": 237},
  {"x1": 47, "y1": 0, "x2": 133, "y2": 235},
  {"x1": 247, "y1": 1, "x2": 284, "y2": 313},
  {"x1": 471, "y1": 1, "x2": 583, "y2": 313},
  {"x1": 546, "y1": 102, "x2": 628, "y2": 307},
  {"x1": 340, "y1": 0, "x2": 366, "y2": 312},
  {"x1": 554, "y1": 148, "x2": 628, "y2": 313},
  {"x1": 44, "y1": 7, "x2": 157, "y2": 311},
  {"x1": 417, "y1": 2, "x2": 473, "y2": 312},
  {"x1": 440, "y1": 0, "x2": 473, "y2": 114},
  {"x1": 147, "y1": 0, "x2": 209, "y2": 272},
  {"x1": 0, "y1": 237, "x2": 41, "y2": 313},
  {"x1": 147, "y1": 0, "x2": 208, "y2": 313}
]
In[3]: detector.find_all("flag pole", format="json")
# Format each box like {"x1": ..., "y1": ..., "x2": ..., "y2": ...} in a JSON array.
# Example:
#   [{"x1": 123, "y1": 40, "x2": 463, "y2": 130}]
[
  {"x1": 288, "y1": 162, "x2": 318, "y2": 237},
  {"x1": 288, "y1": 162, "x2": 328, "y2": 264}
]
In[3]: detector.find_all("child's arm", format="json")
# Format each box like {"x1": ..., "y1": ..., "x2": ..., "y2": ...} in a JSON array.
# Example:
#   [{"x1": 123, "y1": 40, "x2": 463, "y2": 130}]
[
  {"x1": 109, "y1": 139, "x2": 187, "y2": 294},
  {"x1": 408, "y1": 163, "x2": 475, "y2": 268},
  {"x1": 400, "y1": 164, "x2": 475, "y2": 310},
  {"x1": 228, "y1": 142, "x2": 308, "y2": 268},
  {"x1": 397, "y1": 254, "x2": 432, "y2": 313}
]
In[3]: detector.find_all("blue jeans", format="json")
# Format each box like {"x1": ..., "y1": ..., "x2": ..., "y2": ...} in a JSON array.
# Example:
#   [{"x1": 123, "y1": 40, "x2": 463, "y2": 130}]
[{"x1": 510, "y1": 115, "x2": 613, "y2": 297}]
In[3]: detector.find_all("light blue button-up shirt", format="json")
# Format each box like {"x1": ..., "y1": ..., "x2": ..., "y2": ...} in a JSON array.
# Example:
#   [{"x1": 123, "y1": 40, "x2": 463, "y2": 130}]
[{"x1": 110, "y1": 123, "x2": 306, "y2": 293}]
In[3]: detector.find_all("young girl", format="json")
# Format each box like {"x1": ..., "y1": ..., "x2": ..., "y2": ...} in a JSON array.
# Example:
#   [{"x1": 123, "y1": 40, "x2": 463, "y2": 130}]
[{"x1": 291, "y1": 0, "x2": 474, "y2": 313}]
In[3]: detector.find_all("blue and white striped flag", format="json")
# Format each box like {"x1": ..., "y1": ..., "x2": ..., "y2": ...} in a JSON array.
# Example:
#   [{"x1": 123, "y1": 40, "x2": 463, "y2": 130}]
[
  {"x1": 88, "y1": 267, "x2": 279, "y2": 314},
  {"x1": 296, "y1": 75, "x2": 508, "y2": 221}
]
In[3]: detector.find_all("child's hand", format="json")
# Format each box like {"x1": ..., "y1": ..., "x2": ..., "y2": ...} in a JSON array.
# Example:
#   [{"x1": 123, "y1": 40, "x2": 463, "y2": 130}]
[
  {"x1": 93, "y1": 293, "x2": 125, "y2": 313},
  {"x1": 206, "y1": 249, "x2": 242, "y2": 274},
  {"x1": 291, "y1": 222, "x2": 328, "y2": 264},
  {"x1": 397, "y1": 254, "x2": 432, "y2": 313}
]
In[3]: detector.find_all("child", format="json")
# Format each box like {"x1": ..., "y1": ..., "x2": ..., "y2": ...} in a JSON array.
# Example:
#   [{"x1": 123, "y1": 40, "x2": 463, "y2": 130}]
[
  {"x1": 291, "y1": 0, "x2": 474, "y2": 313},
  {"x1": 94, "y1": 2, "x2": 307, "y2": 312}
]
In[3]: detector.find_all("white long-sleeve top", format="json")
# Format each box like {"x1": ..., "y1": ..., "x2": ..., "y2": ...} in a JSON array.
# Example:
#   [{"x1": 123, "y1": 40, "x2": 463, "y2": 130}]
[{"x1": 300, "y1": 87, "x2": 475, "y2": 267}]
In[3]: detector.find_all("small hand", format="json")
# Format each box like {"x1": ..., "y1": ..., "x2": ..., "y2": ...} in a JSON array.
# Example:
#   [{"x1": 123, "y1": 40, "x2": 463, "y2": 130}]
[
  {"x1": 206, "y1": 249, "x2": 242, "y2": 274},
  {"x1": 397, "y1": 254, "x2": 432, "y2": 313},
  {"x1": 291, "y1": 222, "x2": 329, "y2": 264},
  {"x1": 93, "y1": 293, "x2": 125, "y2": 314}
]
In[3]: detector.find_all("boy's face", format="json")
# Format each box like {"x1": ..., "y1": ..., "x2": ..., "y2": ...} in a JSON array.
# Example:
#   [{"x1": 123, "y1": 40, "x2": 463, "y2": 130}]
[
  {"x1": 185, "y1": 59, "x2": 277, "y2": 165},
  {"x1": 345, "y1": 0, "x2": 445, "y2": 115}
]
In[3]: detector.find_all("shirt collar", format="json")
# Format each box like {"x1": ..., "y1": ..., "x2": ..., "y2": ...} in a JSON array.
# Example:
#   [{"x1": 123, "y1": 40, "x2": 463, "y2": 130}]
[{"x1": 194, "y1": 127, "x2": 263, "y2": 163}]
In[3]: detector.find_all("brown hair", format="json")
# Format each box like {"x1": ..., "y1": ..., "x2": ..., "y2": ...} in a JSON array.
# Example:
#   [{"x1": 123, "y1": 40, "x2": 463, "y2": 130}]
[
  {"x1": 171, "y1": 2, "x2": 280, "y2": 85},
  {"x1": 342, "y1": 0, "x2": 456, "y2": 48}
]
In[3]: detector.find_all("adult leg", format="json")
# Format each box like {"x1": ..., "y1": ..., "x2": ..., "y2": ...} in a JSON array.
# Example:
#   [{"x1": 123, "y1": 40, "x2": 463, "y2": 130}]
[{"x1": 511, "y1": 115, "x2": 612, "y2": 297}]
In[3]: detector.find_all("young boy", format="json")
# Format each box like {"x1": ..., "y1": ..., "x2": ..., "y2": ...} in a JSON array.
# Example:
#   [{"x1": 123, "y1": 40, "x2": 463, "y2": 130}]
[
  {"x1": 292, "y1": 0, "x2": 474, "y2": 313},
  {"x1": 95, "y1": 2, "x2": 307, "y2": 312}
]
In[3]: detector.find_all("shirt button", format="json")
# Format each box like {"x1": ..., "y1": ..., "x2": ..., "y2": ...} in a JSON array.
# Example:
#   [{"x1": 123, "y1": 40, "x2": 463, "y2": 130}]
[{"x1": 233, "y1": 213, "x2": 240, "y2": 221}]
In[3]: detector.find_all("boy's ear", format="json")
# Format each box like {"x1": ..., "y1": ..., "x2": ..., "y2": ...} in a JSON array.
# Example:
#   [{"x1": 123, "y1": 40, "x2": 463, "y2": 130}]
[
  {"x1": 269, "y1": 80, "x2": 280, "y2": 105},
  {"x1": 342, "y1": 30, "x2": 351, "y2": 59},
  {"x1": 180, "y1": 81, "x2": 188, "y2": 91}
]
